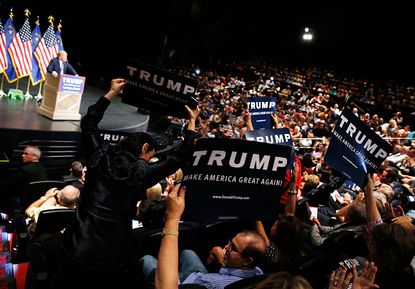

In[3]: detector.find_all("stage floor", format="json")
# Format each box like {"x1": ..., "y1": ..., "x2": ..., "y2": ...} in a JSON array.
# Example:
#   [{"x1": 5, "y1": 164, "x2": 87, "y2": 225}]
[{"x1": 0, "y1": 84, "x2": 149, "y2": 133}]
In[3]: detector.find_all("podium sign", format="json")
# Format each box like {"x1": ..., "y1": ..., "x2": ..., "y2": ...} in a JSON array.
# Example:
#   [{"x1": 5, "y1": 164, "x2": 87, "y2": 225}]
[{"x1": 37, "y1": 73, "x2": 86, "y2": 120}]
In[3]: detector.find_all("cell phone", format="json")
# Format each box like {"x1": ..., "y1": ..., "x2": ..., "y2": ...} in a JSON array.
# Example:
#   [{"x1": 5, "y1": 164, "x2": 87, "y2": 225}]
[
  {"x1": 187, "y1": 97, "x2": 198, "y2": 109},
  {"x1": 307, "y1": 204, "x2": 318, "y2": 219}
]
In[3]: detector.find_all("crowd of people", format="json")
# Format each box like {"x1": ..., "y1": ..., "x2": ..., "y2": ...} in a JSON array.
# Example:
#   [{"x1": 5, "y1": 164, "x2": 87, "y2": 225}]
[{"x1": 1, "y1": 61, "x2": 414, "y2": 289}]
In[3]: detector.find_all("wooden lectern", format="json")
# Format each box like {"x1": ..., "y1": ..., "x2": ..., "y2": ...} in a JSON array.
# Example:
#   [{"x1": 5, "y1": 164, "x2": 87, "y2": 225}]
[{"x1": 37, "y1": 73, "x2": 86, "y2": 120}]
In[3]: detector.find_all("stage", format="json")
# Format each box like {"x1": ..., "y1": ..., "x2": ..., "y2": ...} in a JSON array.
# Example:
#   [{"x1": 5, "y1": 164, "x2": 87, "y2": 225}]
[{"x1": 0, "y1": 83, "x2": 150, "y2": 163}]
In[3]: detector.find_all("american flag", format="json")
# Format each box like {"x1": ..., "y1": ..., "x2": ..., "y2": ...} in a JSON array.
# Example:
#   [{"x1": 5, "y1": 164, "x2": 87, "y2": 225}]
[
  {"x1": 34, "y1": 24, "x2": 58, "y2": 78},
  {"x1": 8, "y1": 17, "x2": 32, "y2": 77},
  {"x1": 30, "y1": 21, "x2": 43, "y2": 85},
  {"x1": 0, "y1": 20, "x2": 7, "y2": 73}
]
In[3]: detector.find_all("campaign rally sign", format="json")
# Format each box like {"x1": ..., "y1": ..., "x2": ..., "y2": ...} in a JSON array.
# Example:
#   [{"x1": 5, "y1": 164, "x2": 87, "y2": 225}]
[
  {"x1": 99, "y1": 129, "x2": 131, "y2": 146},
  {"x1": 325, "y1": 108, "x2": 392, "y2": 187},
  {"x1": 59, "y1": 75, "x2": 86, "y2": 94},
  {"x1": 122, "y1": 59, "x2": 198, "y2": 118},
  {"x1": 181, "y1": 138, "x2": 292, "y2": 221},
  {"x1": 247, "y1": 97, "x2": 276, "y2": 130},
  {"x1": 245, "y1": 128, "x2": 295, "y2": 168}
]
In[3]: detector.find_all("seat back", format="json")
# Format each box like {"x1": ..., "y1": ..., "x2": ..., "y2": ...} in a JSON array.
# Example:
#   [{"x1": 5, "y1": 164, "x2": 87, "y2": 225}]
[
  {"x1": 320, "y1": 229, "x2": 361, "y2": 255},
  {"x1": 28, "y1": 208, "x2": 75, "y2": 284},
  {"x1": 298, "y1": 254, "x2": 340, "y2": 289},
  {"x1": 23, "y1": 180, "x2": 65, "y2": 208},
  {"x1": 32, "y1": 208, "x2": 75, "y2": 239}
]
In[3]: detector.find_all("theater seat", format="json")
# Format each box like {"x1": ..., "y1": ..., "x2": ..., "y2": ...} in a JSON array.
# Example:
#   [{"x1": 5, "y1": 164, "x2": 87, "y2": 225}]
[
  {"x1": 22, "y1": 180, "x2": 65, "y2": 209},
  {"x1": 298, "y1": 254, "x2": 340, "y2": 289},
  {"x1": 31, "y1": 208, "x2": 74, "y2": 239},
  {"x1": 27, "y1": 208, "x2": 75, "y2": 286},
  {"x1": 319, "y1": 229, "x2": 363, "y2": 256}
]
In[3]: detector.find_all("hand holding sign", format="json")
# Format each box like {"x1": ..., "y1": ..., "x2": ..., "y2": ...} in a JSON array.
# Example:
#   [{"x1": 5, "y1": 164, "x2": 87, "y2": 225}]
[
  {"x1": 165, "y1": 184, "x2": 186, "y2": 222},
  {"x1": 325, "y1": 108, "x2": 392, "y2": 187}
]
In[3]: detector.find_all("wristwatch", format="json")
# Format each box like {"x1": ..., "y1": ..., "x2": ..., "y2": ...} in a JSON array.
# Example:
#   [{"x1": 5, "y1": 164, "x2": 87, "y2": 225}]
[{"x1": 288, "y1": 189, "x2": 296, "y2": 195}]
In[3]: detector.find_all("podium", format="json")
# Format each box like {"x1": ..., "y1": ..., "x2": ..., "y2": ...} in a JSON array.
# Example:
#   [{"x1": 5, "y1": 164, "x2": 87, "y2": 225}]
[{"x1": 37, "y1": 73, "x2": 86, "y2": 120}]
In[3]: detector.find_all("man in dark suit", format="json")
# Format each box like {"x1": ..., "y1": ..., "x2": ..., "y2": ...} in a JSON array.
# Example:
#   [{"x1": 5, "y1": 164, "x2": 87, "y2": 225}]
[
  {"x1": 21, "y1": 146, "x2": 48, "y2": 183},
  {"x1": 47, "y1": 50, "x2": 78, "y2": 78},
  {"x1": 0, "y1": 146, "x2": 48, "y2": 213}
]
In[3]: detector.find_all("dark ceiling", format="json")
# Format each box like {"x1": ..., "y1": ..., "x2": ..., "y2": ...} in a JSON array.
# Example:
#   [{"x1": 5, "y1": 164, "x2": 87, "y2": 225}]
[{"x1": 1, "y1": 0, "x2": 414, "y2": 82}]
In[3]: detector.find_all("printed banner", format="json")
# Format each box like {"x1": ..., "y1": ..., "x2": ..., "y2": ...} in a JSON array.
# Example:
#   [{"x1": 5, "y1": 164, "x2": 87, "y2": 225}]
[
  {"x1": 99, "y1": 130, "x2": 131, "y2": 146},
  {"x1": 122, "y1": 59, "x2": 198, "y2": 118},
  {"x1": 245, "y1": 128, "x2": 294, "y2": 168},
  {"x1": 59, "y1": 75, "x2": 86, "y2": 94},
  {"x1": 325, "y1": 108, "x2": 392, "y2": 187},
  {"x1": 181, "y1": 138, "x2": 292, "y2": 221},
  {"x1": 247, "y1": 97, "x2": 276, "y2": 130}
]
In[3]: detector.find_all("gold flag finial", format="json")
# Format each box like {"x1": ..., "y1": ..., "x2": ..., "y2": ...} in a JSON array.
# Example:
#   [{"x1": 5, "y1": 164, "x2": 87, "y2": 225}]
[
  {"x1": 48, "y1": 15, "x2": 55, "y2": 26},
  {"x1": 24, "y1": 9, "x2": 31, "y2": 18},
  {"x1": 35, "y1": 16, "x2": 40, "y2": 26},
  {"x1": 9, "y1": 8, "x2": 14, "y2": 20},
  {"x1": 57, "y1": 20, "x2": 62, "y2": 32}
]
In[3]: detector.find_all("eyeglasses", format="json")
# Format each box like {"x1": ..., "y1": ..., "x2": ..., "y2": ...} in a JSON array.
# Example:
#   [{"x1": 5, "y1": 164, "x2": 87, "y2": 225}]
[
  {"x1": 226, "y1": 238, "x2": 242, "y2": 255},
  {"x1": 22, "y1": 152, "x2": 36, "y2": 156}
]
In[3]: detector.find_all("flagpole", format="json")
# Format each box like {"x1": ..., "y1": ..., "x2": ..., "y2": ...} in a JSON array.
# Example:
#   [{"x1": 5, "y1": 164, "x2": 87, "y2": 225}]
[
  {"x1": 0, "y1": 75, "x2": 5, "y2": 97},
  {"x1": 34, "y1": 81, "x2": 43, "y2": 101},
  {"x1": 24, "y1": 76, "x2": 32, "y2": 99}
]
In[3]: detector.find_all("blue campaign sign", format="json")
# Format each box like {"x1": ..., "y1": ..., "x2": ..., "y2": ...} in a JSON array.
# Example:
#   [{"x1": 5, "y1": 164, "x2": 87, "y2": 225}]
[
  {"x1": 245, "y1": 128, "x2": 293, "y2": 146},
  {"x1": 247, "y1": 97, "x2": 276, "y2": 130},
  {"x1": 122, "y1": 59, "x2": 198, "y2": 119},
  {"x1": 181, "y1": 138, "x2": 292, "y2": 221},
  {"x1": 325, "y1": 108, "x2": 392, "y2": 187},
  {"x1": 245, "y1": 128, "x2": 294, "y2": 168},
  {"x1": 59, "y1": 75, "x2": 86, "y2": 94}
]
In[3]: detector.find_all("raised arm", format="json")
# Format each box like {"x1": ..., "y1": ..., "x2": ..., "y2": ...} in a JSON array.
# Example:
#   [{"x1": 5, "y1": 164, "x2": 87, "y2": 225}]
[
  {"x1": 364, "y1": 174, "x2": 381, "y2": 222},
  {"x1": 242, "y1": 109, "x2": 254, "y2": 131},
  {"x1": 255, "y1": 220, "x2": 270, "y2": 245},
  {"x1": 81, "y1": 78, "x2": 126, "y2": 154},
  {"x1": 155, "y1": 184, "x2": 186, "y2": 289},
  {"x1": 184, "y1": 103, "x2": 201, "y2": 132},
  {"x1": 144, "y1": 105, "x2": 199, "y2": 187},
  {"x1": 103, "y1": 78, "x2": 126, "y2": 102},
  {"x1": 285, "y1": 161, "x2": 300, "y2": 216}
]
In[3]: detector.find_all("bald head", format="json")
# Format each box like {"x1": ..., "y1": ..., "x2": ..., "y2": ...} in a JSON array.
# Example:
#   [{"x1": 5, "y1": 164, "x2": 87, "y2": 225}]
[
  {"x1": 58, "y1": 185, "x2": 80, "y2": 207},
  {"x1": 238, "y1": 230, "x2": 267, "y2": 267}
]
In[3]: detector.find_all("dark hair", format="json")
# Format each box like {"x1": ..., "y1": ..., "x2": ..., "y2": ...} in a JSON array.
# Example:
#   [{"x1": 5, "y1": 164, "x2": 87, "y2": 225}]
[
  {"x1": 373, "y1": 223, "x2": 415, "y2": 273},
  {"x1": 70, "y1": 161, "x2": 84, "y2": 178},
  {"x1": 239, "y1": 230, "x2": 266, "y2": 267},
  {"x1": 138, "y1": 198, "x2": 166, "y2": 229},
  {"x1": 346, "y1": 201, "x2": 367, "y2": 225},
  {"x1": 254, "y1": 271, "x2": 313, "y2": 289},
  {"x1": 114, "y1": 132, "x2": 156, "y2": 156},
  {"x1": 385, "y1": 167, "x2": 398, "y2": 182},
  {"x1": 372, "y1": 223, "x2": 415, "y2": 288},
  {"x1": 272, "y1": 216, "x2": 304, "y2": 272}
]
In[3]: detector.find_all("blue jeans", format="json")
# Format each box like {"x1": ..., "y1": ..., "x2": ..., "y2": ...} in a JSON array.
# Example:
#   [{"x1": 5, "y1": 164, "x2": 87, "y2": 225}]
[{"x1": 138, "y1": 249, "x2": 208, "y2": 283}]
